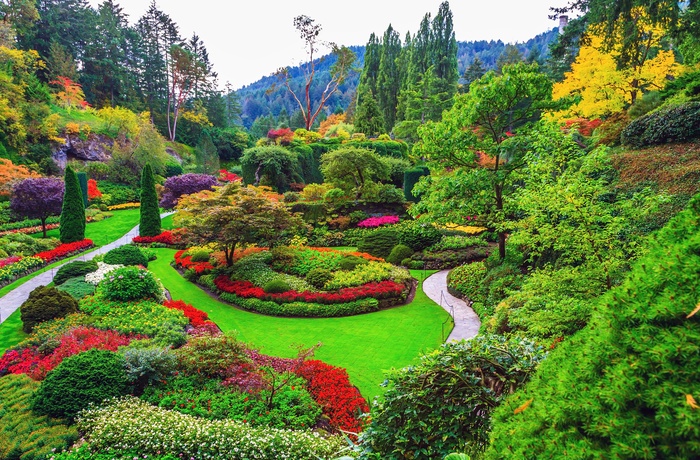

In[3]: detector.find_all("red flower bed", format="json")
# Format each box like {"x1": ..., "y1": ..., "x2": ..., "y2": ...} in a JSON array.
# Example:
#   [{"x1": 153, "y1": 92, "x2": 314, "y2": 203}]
[
  {"x1": 218, "y1": 169, "x2": 242, "y2": 182},
  {"x1": 0, "y1": 256, "x2": 21, "y2": 268},
  {"x1": 296, "y1": 359, "x2": 368, "y2": 433},
  {"x1": 163, "y1": 299, "x2": 214, "y2": 328},
  {"x1": 34, "y1": 239, "x2": 94, "y2": 263},
  {"x1": 0, "y1": 326, "x2": 137, "y2": 380},
  {"x1": 174, "y1": 249, "x2": 214, "y2": 275},
  {"x1": 214, "y1": 276, "x2": 404, "y2": 305},
  {"x1": 133, "y1": 230, "x2": 175, "y2": 245}
]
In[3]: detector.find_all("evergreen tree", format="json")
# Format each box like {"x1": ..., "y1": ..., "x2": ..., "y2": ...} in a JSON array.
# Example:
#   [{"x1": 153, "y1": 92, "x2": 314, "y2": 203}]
[
  {"x1": 461, "y1": 57, "x2": 486, "y2": 93},
  {"x1": 139, "y1": 163, "x2": 161, "y2": 237},
  {"x1": 376, "y1": 24, "x2": 402, "y2": 132},
  {"x1": 354, "y1": 93, "x2": 386, "y2": 137},
  {"x1": 59, "y1": 165, "x2": 86, "y2": 243},
  {"x1": 76, "y1": 171, "x2": 88, "y2": 207},
  {"x1": 194, "y1": 132, "x2": 220, "y2": 175},
  {"x1": 496, "y1": 44, "x2": 524, "y2": 73},
  {"x1": 357, "y1": 32, "x2": 381, "y2": 100}
]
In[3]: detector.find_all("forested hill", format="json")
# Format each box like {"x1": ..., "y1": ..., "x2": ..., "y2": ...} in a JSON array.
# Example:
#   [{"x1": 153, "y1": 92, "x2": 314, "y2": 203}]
[{"x1": 236, "y1": 28, "x2": 559, "y2": 128}]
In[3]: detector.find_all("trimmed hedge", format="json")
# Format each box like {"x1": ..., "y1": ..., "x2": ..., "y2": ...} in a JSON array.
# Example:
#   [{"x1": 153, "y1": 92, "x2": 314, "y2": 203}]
[
  {"x1": 53, "y1": 260, "x2": 98, "y2": 286},
  {"x1": 403, "y1": 166, "x2": 429, "y2": 202},
  {"x1": 103, "y1": 244, "x2": 148, "y2": 267},
  {"x1": 621, "y1": 101, "x2": 700, "y2": 148},
  {"x1": 20, "y1": 285, "x2": 79, "y2": 333},
  {"x1": 357, "y1": 228, "x2": 399, "y2": 259}
]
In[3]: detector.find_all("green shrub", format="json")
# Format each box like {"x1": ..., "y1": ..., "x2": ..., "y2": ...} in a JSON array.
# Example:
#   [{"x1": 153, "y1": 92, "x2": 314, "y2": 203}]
[
  {"x1": 139, "y1": 164, "x2": 161, "y2": 237},
  {"x1": 20, "y1": 285, "x2": 79, "y2": 333},
  {"x1": 338, "y1": 255, "x2": 369, "y2": 271},
  {"x1": 306, "y1": 268, "x2": 333, "y2": 288},
  {"x1": 188, "y1": 249, "x2": 210, "y2": 263},
  {"x1": 53, "y1": 260, "x2": 98, "y2": 286},
  {"x1": 357, "y1": 228, "x2": 399, "y2": 258},
  {"x1": 263, "y1": 279, "x2": 292, "y2": 293},
  {"x1": 31, "y1": 349, "x2": 130, "y2": 420},
  {"x1": 398, "y1": 221, "x2": 443, "y2": 251},
  {"x1": 140, "y1": 247, "x2": 157, "y2": 261},
  {"x1": 104, "y1": 244, "x2": 149, "y2": 267},
  {"x1": 56, "y1": 276, "x2": 96, "y2": 299},
  {"x1": 175, "y1": 332, "x2": 250, "y2": 379},
  {"x1": 219, "y1": 291, "x2": 381, "y2": 317},
  {"x1": 403, "y1": 166, "x2": 429, "y2": 202},
  {"x1": 0, "y1": 374, "x2": 78, "y2": 459},
  {"x1": 448, "y1": 262, "x2": 488, "y2": 304},
  {"x1": 122, "y1": 346, "x2": 177, "y2": 395},
  {"x1": 59, "y1": 165, "x2": 86, "y2": 244},
  {"x1": 100, "y1": 266, "x2": 162, "y2": 302},
  {"x1": 621, "y1": 101, "x2": 700, "y2": 147},
  {"x1": 386, "y1": 244, "x2": 414, "y2": 265},
  {"x1": 283, "y1": 191, "x2": 299, "y2": 203}
]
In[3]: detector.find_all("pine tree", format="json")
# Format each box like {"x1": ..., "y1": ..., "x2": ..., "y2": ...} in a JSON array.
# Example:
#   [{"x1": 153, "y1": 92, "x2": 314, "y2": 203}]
[
  {"x1": 461, "y1": 57, "x2": 486, "y2": 93},
  {"x1": 59, "y1": 165, "x2": 85, "y2": 243},
  {"x1": 354, "y1": 93, "x2": 386, "y2": 137},
  {"x1": 139, "y1": 164, "x2": 161, "y2": 237},
  {"x1": 376, "y1": 24, "x2": 402, "y2": 132}
]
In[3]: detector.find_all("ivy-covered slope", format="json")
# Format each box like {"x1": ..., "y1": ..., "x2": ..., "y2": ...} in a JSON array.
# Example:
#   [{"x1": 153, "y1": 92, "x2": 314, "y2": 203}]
[{"x1": 485, "y1": 194, "x2": 700, "y2": 459}]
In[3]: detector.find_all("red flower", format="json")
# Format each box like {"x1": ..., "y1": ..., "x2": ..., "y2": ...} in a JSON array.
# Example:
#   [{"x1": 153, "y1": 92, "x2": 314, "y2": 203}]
[
  {"x1": 133, "y1": 231, "x2": 175, "y2": 245},
  {"x1": 34, "y1": 239, "x2": 93, "y2": 263},
  {"x1": 163, "y1": 299, "x2": 214, "y2": 328}
]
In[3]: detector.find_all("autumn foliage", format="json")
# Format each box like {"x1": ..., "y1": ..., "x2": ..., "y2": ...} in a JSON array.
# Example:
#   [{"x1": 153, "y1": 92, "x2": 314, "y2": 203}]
[{"x1": 0, "y1": 159, "x2": 40, "y2": 197}]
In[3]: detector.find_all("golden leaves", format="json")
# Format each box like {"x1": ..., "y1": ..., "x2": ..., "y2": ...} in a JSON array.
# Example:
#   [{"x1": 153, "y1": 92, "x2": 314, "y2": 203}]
[
  {"x1": 514, "y1": 398, "x2": 533, "y2": 415},
  {"x1": 686, "y1": 394, "x2": 698, "y2": 410}
]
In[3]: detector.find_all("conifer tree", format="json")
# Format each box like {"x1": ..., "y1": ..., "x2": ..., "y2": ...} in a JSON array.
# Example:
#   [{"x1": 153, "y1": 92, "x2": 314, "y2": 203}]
[
  {"x1": 377, "y1": 24, "x2": 402, "y2": 132},
  {"x1": 139, "y1": 163, "x2": 161, "y2": 237},
  {"x1": 354, "y1": 93, "x2": 386, "y2": 137},
  {"x1": 59, "y1": 165, "x2": 86, "y2": 243}
]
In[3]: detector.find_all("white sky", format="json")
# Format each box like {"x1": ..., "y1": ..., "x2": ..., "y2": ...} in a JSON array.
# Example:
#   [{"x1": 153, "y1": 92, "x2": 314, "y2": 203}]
[{"x1": 87, "y1": 0, "x2": 572, "y2": 90}]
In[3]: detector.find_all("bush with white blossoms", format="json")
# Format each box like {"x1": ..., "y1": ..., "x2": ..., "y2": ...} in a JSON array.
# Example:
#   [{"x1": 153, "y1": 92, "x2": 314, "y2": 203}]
[
  {"x1": 75, "y1": 397, "x2": 352, "y2": 459},
  {"x1": 85, "y1": 262, "x2": 124, "y2": 285}
]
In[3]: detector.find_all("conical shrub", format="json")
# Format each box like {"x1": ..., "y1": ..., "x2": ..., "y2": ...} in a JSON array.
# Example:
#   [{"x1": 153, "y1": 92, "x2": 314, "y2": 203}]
[
  {"x1": 59, "y1": 165, "x2": 85, "y2": 243},
  {"x1": 139, "y1": 164, "x2": 161, "y2": 237}
]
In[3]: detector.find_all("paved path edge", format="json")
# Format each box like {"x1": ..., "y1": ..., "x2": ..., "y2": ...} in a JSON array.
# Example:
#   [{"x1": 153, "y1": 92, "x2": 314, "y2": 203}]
[{"x1": 422, "y1": 269, "x2": 481, "y2": 342}]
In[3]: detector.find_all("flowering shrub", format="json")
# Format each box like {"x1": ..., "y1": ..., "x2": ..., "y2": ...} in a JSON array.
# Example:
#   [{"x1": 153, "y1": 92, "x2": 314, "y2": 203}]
[
  {"x1": 218, "y1": 169, "x2": 242, "y2": 182},
  {"x1": 0, "y1": 326, "x2": 136, "y2": 380},
  {"x1": 296, "y1": 360, "x2": 369, "y2": 434},
  {"x1": 160, "y1": 173, "x2": 218, "y2": 209},
  {"x1": 174, "y1": 249, "x2": 215, "y2": 275},
  {"x1": 163, "y1": 299, "x2": 213, "y2": 327},
  {"x1": 84, "y1": 261, "x2": 123, "y2": 285},
  {"x1": 325, "y1": 261, "x2": 396, "y2": 290},
  {"x1": 107, "y1": 202, "x2": 140, "y2": 210},
  {"x1": 267, "y1": 127, "x2": 294, "y2": 145},
  {"x1": 214, "y1": 276, "x2": 404, "y2": 305},
  {"x1": 34, "y1": 239, "x2": 94, "y2": 263},
  {"x1": 132, "y1": 230, "x2": 175, "y2": 245},
  {"x1": 87, "y1": 179, "x2": 102, "y2": 200},
  {"x1": 357, "y1": 215, "x2": 400, "y2": 228},
  {"x1": 0, "y1": 222, "x2": 60, "y2": 236},
  {"x1": 0, "y1": 255, "x2": 22, "y2": 268},
  {"x1": 99, "y1": 266, "x2": 162, "y2": 302},
  {"x1": 0, "y1": 256, "x2": 44, "y2": 285},
  {"x1": 74, "y1": 397, "x2": 347, "y2": 459}
]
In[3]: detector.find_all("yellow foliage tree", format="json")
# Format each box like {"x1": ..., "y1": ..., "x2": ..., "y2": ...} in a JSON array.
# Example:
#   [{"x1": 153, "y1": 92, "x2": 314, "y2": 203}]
[
  {"x1": 0, "y1": 158, "x2": 40, "y2": 197},
  {"x1": 317, "y1": 113, "x2": 346, "y2": 137},
  {"x1": 552, "y1": 8, "x2": 682, "y2": 119}
]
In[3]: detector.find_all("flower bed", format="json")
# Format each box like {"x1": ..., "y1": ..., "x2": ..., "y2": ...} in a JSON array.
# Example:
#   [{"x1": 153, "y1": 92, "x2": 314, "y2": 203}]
[
  {"x1": 132, "y1": 230, "x2": 176, "y2": 245},
  {"x1": 214, "y1": 276, "x2": 404, "y2": 305},
  {"x1": 0, "y1": 255, "x2": 22, "y2": 268},
  {"x1": 0, "y1": 223, "x2": 60, "y2": 236},
  {"x1": 357, "y1": 215, "x2": 400, "y2": 228},
  {"x1": 173, "y1": 249, "x2": 215, "y2": 275},
  {"x1": 107, "y1": 202, "x2": 140, "y2": 210},
  {"x1": 163, "y1": 299, "x2": 214, "y2": 327},
  {"x1": 0, "y1": 256, "x2": 45, "y2": 286},
  {"x1": 34, "y1": 239, "x2": 94, "y2": 263}
]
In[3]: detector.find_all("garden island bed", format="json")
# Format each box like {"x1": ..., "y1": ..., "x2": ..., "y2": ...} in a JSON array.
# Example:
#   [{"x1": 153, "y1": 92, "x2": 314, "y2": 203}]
[{"x1": 174, "y1": 246, "x2": 415, "y2": 318}]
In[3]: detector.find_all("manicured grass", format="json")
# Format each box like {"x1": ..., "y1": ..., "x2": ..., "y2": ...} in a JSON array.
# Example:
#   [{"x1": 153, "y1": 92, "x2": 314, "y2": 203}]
[
  {"x1": 149, "y1": 248, "x2": 451, "y2": 400},
  {"x1": 0, "y1": 310, "x2": 26, "y2": 355},
  {"x1": 30, "y1": 208, "x2": 141, "y2": 247}
]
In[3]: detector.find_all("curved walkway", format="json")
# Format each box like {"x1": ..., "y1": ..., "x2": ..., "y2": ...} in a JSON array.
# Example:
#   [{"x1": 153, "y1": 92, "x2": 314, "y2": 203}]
[
  {"x1": 0, "y1": 212, "x2": 174, "y2": 325},
  {"x1": 423, "y1": 269, "x2": 480, "y2": 342}
]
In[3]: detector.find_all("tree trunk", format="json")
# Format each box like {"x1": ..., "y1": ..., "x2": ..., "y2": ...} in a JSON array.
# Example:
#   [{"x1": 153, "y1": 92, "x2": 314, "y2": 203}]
[{"x1": 41, "y1": 217, "x2": 47, "y2": 238}]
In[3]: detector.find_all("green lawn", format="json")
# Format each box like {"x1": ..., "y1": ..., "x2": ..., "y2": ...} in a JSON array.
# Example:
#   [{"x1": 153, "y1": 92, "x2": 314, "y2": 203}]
[
  {"x1": 149, "y1": 248, "x2": 451, "y2": 400},
  {"x1": 161, "y1": 213, "x2": 175, "y2": 230}
]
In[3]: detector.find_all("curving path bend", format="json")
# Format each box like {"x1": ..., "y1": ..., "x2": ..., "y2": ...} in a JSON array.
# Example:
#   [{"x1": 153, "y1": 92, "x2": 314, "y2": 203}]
[
  {"x1": 423, "y1": 269, "x2": 481, "y2": 342},
  {"x1": 0, "y1": 212, "x2": 174, "y2": 325}
]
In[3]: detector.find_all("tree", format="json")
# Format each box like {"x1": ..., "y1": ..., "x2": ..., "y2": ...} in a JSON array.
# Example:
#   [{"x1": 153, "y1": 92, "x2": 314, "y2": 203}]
[
  {"x1": 357, "y1": 32, "x2": 381, "y2": 101},
  {"x1": 10, "y1": 177, "x2": 64, "y2": 237},
  {"x1": 275, "y1": 15, "x2": 356, "y2": 130},
  {"x1": 159, "y1": 173, "x2": 217, "y2": 209},
  {"x1": 240, "y1": 146, "x2": 303, "y2": 192},
  {"x1": 495, "y1": 44, "x2": 523, "y2": 73},
  {"x1": 320, "y1": 146, "x2": 388, "y2": 200},
  {"x1": 414, "y1": 63, "x2": 553, "y2": 260},
  {"x1": 59, "y1": 165, "x2": 85, "y2": 243},
  {"x1": 0, "y1": 158, "x2": 40, "y2": 198},
  {"x1": 194, "y1": 131, "x2": 220, "y2": 175},
  {"x1": 354, "y1": 93, "x2": 386, "y2": 137},
  {"x1": 139, "y1": 164, "x2": 161, "y2": 237},
  {"x1": 166, "y1": 44, "x2": 207, "y2": 141},
  {"x1": 376, "y1": 24, "x2": 402, "y2": 132},
  {"x1": 461, "y1": 57, "x2": 486, "y2": 93},
  {"x1": 175, "y1": 182, "x2": 306, "y2": 266}
]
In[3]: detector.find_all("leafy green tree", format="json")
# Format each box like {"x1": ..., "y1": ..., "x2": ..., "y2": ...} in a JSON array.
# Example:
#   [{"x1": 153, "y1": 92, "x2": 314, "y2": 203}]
[
  {"x1": 357, "y1": 32, "x2": 381, "y2": 101},
  {"x1": 194, "y1": 131, "x2": 220, "y2": 175},
  {"x1": 376, "y1": 24, "x2": 402, "y2": 132},
  {"x1": 354, "y1": 93, "x2": 386, "y2": 137},
  {"x1": 59, "y1": 165, "x2": 85, "y2": 243},
  {"x1": 139, "y1": 163, "x2": 161, "y2": 237},
  {"x1": 495, "y1": 44, "x2": 524, "y2": 74},
  {"x1": 320, "y1": 146, "x2": 388, "y2": 200},
  {"x1": 414, "y1": 63, "x2": 553, "y2": 260},
  {"x1": 175, "y1": 182, "x2": 306, "y2": 266},
  {"x1": 240, "y1": 146, "x2": 303, "y2": 192}
]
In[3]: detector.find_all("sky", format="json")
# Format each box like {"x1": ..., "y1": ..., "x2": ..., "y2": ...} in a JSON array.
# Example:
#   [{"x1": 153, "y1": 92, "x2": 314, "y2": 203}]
[{"x1": 87, "y1": 0, "x2": 573, "y2": 90}]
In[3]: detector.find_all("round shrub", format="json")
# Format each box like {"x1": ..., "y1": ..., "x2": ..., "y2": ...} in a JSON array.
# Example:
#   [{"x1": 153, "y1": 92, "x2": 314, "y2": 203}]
[
  {"x1": 188, "y1": 249, "x2": 211, "y2": 263},
  {"x1": 338, "y1": 255, "x2": 369, "y2": 271},
  {"x1": 283, "y1": 191, "x2": 299, "y2": 203},
  {"x1": 386, "y1": 244, "x2": 414, "y2": 266},
  {"x1": 53, "y1": 260, "x2": 98, "y2": 286},
  {"x1": 620, "y1": 101, "x2": 700, "y2": 148},
  {"x1": 263, "y1": 279, "x2": 291, "y2": 294},
  {"x1": 20, "y1": 286, "x2": 79, "y2": 333},
  {"x1": 306, "y1": 268, "x2": 333, "y2": 289},
  {"x1": 56, "y1": 276, "x2": 96, "y2": 299},
  {"x1": 399, "y1": 221, "x2": 443, "y2": 251},
  {"x1": 31, "y1": 349, "x2": 129, "y2": 420},
  {"x1": 103, "y1": 244, "x2": 148, "y2": 267},
  {"x1": 100, "y1": 266, "x2": 162, "y2": 302},
  {"x1": 357, "y1": 228, "x2": 399, "y2": 259}
]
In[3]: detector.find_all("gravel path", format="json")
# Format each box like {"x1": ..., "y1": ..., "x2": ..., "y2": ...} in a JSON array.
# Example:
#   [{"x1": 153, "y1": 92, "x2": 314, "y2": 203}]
[
  {"x1": 0, "y1": 212, "x2": 174, "y2": 325},
  {"x1": 423, "y1": 269, "x2": 481, "y2": 342}
]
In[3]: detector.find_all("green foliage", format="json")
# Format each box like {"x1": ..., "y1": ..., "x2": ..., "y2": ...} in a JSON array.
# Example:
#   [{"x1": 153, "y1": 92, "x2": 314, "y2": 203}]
[
  {"x1": 139, "y1": 164, "x2": 161, "y2": 237},
  {"x1": 360, "y1": 335, "x2": 546, "y2": 458},
  {"x1": 100, "y1": 266, "x2": 161, "y2": 302},
  {"x1": 20, "y1": 285, "x2": 79, "y2": 333},
  {"x1": 485, "y1": 193, "x2": 700, "y2": 459},
  {"x1": 0, "y1": 232, "x2": 59, "y2": 256},
  {"x1": 448, "y1": 262, "x2": 488, "y2": 302},
  {"x1": 305, "y1": 268, "x2": 333, "y2": 289},
  {"x1": 175, "y1": 332, "x2": 250, "y2": 379},
  {"x1": 263, "y1": 279, "x2": 292, "y2": 294},
  {"x1": 98, "y1": 181, "x2": 139, "y2": 206},
  {"x1": 621, "y1": 101, "x2": 700, "y2": 147},
  {"x1": 77, "y1": 171, "x2": 88, "y2": 207},
  {"x1": 53, "y1": 260, "x2": 98, "y2": 286},
  {"x1": 56, "y1": 276, "x2": 96, "y2": 299},
  {"x1": 103, "y1": 244, "x2": 149, "y2": 267},
  {"x1": 398, "y1": 220, "x2": 443, "y2": 251},
  {"x1": 240, "y1": 146, "x2": 303, "y2": 192},
  {"x1": 354, "y1": 93, "x2": 386, "y2": 137},
  {"x1": 188, "y1": 249, "x2": 210, "y2": 263},
  {"x1": 386, "y1": 244, "x2": 414, "y2": 266},
  {"x1": 320, "y1": 146, "x2": 389, "y2": 200},
  {"x1": 403, "y1": 166, "x2": 429, "y2": 202},
  {"x1": 122, "y1": 346, "x2": 177, "y2": 395},
  {"x1": 0, "y1": 374, "x2": 78, "y2": 460},
  {"x1": 32, "y1": 349, "x2": 129, "y2": 420},
  {"x1": 627, "y1": 91, "x2": 662, "y2": 119},
  {"x1": 357, "y1": 228, "x2": 399, "y2": 258},
  {"x1": 59, "y1": 165, "x2": 86, "y2": 243},
  {"x1": 338, "y1": 255, "x2": 369, "y2": 271}
]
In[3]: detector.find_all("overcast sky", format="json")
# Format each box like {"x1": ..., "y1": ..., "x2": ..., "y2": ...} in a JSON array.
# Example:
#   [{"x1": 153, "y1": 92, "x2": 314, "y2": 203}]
[{"x1": 87, "y1": 0, "x2": 572, "y2": 90}]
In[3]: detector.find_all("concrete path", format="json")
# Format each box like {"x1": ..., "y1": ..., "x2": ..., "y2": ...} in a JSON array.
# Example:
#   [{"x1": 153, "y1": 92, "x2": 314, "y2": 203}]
[
  {"x1": 423, "y1": 269, "x2": 481, "y2": 342},
  {"x1": 0, "y1": 212, "x2": 174, "y2": 325}
]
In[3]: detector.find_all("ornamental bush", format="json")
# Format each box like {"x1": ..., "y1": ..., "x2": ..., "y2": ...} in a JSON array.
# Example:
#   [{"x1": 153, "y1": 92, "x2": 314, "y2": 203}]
[
  {"x1": 357, "y1": 228, "x2": 399, "y2": 258},
  {"x1": 338, "y1": 255, "x2": 369, "y2": 271},
  {"x1": 621, "y1": 101, "x2": 700, "y2": 147},
  {"x1": 100, "y1": 266, "x2": 161, "y2": 302},
  {"x1": 56, "y1": 276, "x2": 96, "y2": 299},
  {"x1": 263, "y1": 279, "x2": 292, "y2": 293},
  {"x1": 306, "y1": 268, "x2": 333, "y2": 289},
  {"x1": 103, "y1": 244, "x2": 148, "y2": 267},
  {"x1": 31, "y1": 349, "x2": 129, "y2": 420},
  {"x1": 188, "y1": 248, "x2": 210, "y2": 262},
  {"x1": 386, "y1": 244, "x2": 414, "y2": 266},
  {"x1": 20, "y1": 285, "x2": 79, "y2": 333},
  {"x1": 159, "y1": 173, "x2": 217, "y2": 209},
  {"x1": 53, "y1": 260, "x2": 98, "y2": 285},
  {"x1": 139, "y1": 164, "x2": 161, "y2": 237},
  {"x1": 59, "y1": 165, "x2": 86, "y2": 244},
  {"x1": 398, "y1": 221, "x2": 443, "y2": 251}
]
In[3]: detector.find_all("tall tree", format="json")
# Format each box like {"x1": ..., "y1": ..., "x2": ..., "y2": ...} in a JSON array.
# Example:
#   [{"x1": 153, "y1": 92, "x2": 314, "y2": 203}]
[
  {"x1": 461, "y1": 57, "x2": 486, "y2": 93},
  {"x1": 357, "y1": 32, "x2": 380, "y2": 100},
  {"x1": 376, "y1": 24, "x2": 402, "y2": 132},
  {"x1": 354, "y1": 92, "x2": 386, "y2": 138},
  {"x1": 59, "y1": 165, "x2": 85, "y2": 243},
  {"x1": 275, "y1": 15, "x2": 356, "y2": 130},
  {"x1": 10, "y1": 177, "x2": 64, "y2": 238},
  {"x1": 0, "y1": 0, "x2": 39, "y2": 46},
  {"x1": 139, "y1": 163, "x2": 161, "y2": 237},
  {"x1": 429, "y1": 0, "x2": 459, "y2": 116}
]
